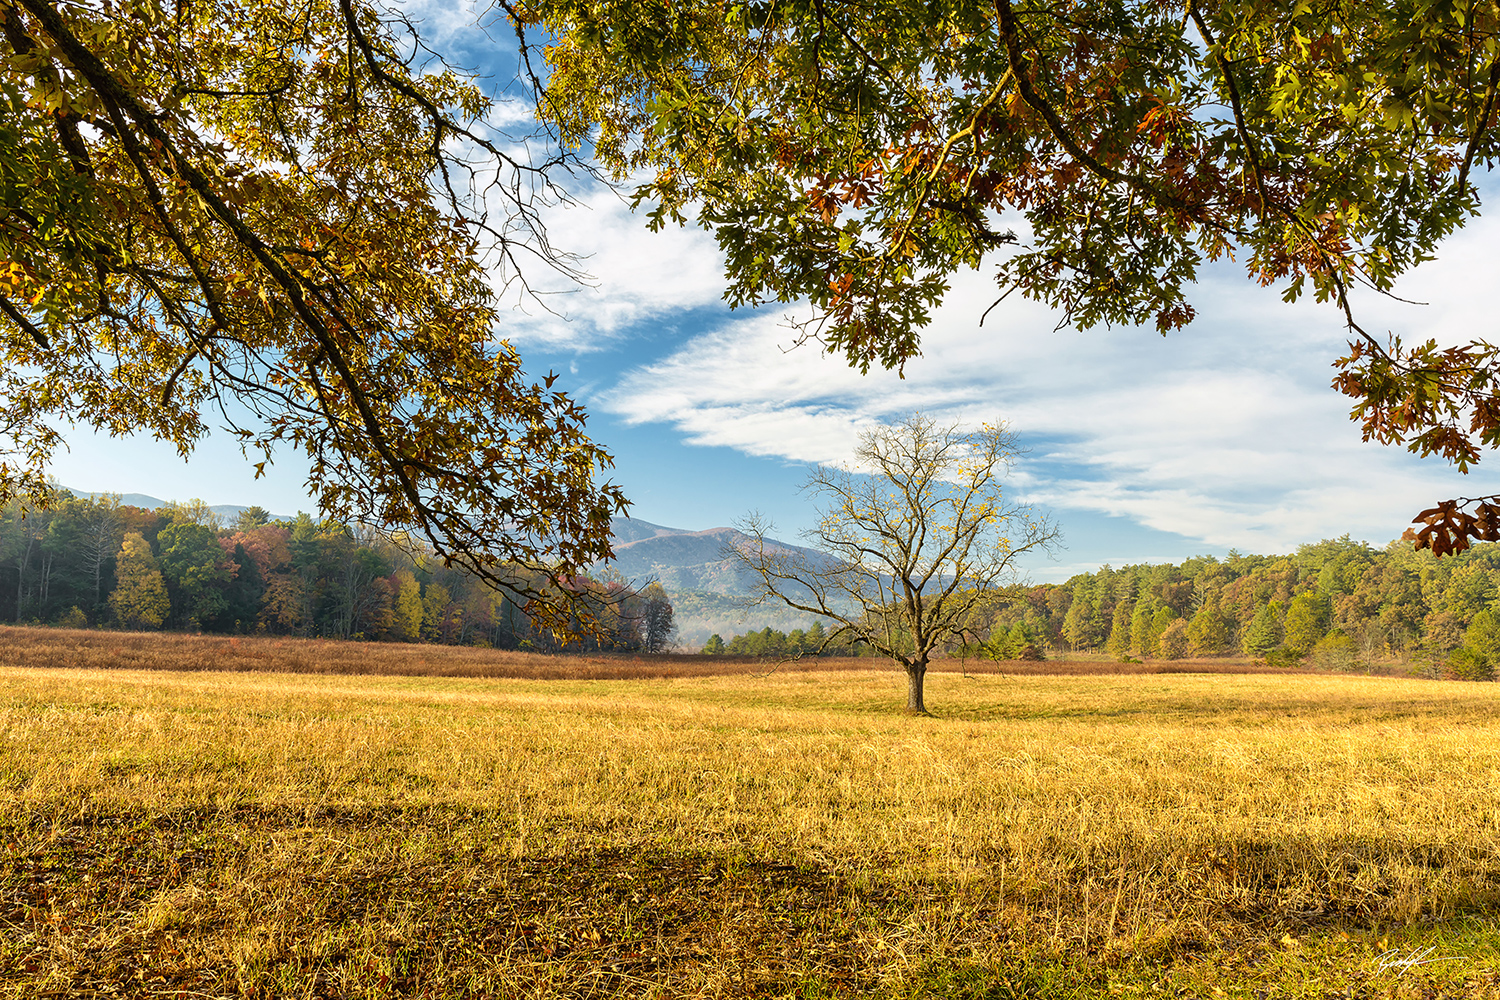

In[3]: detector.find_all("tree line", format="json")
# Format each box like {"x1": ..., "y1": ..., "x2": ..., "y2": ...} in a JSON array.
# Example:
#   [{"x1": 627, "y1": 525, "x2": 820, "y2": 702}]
[
  {"x1": 701, "y1": 623, "x2": 860, "y2": 658},
  {"x1": 704, "y1": 535, "x2": 1500, "y2": 681},
  {"x1": 703, "y1": 619, "x2": 1047, "y2": 662},
  {"x1": 1, "y1": 493, "x2": 674, "y2": 652},
  {"x1": 972, "y1": 536, "x2": 1500, "y2": 680}
]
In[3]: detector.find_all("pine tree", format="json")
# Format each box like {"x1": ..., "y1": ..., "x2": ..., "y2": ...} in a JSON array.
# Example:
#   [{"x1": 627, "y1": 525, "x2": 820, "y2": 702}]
[
  {"x1": 1185, "y1": 592, "x2": 1230, "y2": 656},
  {"x1": 807, "y1": 621, "x2": 827, "y2": 654},
  {"x1": 1106, "y1": 600, "x2": 1133, "y2": 659},
  {"x1": 1463, "y1": 609, "x2": 1500, "y2": 664},
  {"x1": 1129, "y1": 601, "x2": 1156, "y2": 658},
  {"x1": 1158, "y1": 618, "x2": 1189, "y2": 659},
  {"x1": 221, "y1": 543, "x2": 265, "y2": 632},
  {"x1": 108, "y1": 532, "x2": 169, "y2": 630},
  {"x1": 702, "y1": 634, "x2": 725, "y2": 655},
  {"x1": 1148, "y1": 606, "x2": 1175, "y2": 655},
  {"x1": 1242, "y1": 601, "x2": 1284, "y2": 657}
]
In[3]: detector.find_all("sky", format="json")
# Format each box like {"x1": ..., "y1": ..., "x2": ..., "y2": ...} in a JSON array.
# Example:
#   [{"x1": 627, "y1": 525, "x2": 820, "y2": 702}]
[{"x1": 39, "y1": 9, "x2": 1500, "y2": 583}]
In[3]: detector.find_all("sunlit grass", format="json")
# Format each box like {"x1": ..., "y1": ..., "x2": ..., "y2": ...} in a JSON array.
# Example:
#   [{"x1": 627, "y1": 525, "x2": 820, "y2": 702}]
[{"x1": 0, "y1": 660, "x2": 1496, "y2": 997}]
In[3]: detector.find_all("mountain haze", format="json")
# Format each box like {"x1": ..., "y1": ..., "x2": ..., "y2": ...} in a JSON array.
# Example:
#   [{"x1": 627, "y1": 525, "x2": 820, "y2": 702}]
[{"x1": 601, "y1": 517, "x2": 837, "y2": 647}]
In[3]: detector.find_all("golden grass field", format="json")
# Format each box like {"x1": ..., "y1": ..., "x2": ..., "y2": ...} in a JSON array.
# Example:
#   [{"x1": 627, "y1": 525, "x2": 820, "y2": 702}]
[{"x1": 0, "y1": 625, "x2": 1496, "y2": 998}]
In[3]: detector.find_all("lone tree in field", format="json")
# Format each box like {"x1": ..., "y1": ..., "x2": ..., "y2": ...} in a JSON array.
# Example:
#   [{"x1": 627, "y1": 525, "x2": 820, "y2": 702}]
[{"x1": 734, "y1": 415, "x2": 1057, "y2": 713}]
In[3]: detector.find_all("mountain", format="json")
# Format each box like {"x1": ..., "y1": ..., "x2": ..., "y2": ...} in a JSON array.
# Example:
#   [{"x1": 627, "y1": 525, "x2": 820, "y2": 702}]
[
  {"x1": 601, "y1": 517, "x2": 841, "y2": 648},
  {"x1": 64, "y1": 489, "x2": 295, "y2": 523},
  {"x1": 602, "y1": 518, "x2": 834, "y2": 595}
]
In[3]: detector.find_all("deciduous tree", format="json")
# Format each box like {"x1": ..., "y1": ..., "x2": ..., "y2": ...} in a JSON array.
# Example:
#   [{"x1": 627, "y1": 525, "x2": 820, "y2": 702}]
[
  {"x1": 0, "y1": 0, "x2": 626, "y2": 636},
  {"x1": 108, "y1": 530, "x2": 169, "y2": 629},
  {"x1": 733, "y1": 415, "x2": 1057, "y2": 713},
  {"x1": 639, "y1": 581, "x2": 676, "y2": 653},
  {"x1": 524, "y1": 0, "x2": 1500, "y2": 540},
  {"x1": 1283, "y1": 591, "x2": 1331, "y2": 658}
]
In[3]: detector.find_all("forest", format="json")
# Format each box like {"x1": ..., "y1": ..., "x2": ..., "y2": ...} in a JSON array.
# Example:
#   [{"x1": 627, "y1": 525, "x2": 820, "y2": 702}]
[
  {"x1": 11, "y1": 488, "x2": 1500, "y2": 680},
  {"x1": 0, "y1": 493, "x2": 674, "y2": 652},
  {"x1": 707, "y1": 536, "x2": 1500, "y2": 680}
]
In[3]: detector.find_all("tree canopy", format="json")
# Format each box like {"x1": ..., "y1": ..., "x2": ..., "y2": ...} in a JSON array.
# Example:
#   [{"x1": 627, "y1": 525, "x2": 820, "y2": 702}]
[
  {"x1": 523, "y1": 0, "x2": 1500, "y2": 544},
  {"x1": 0, "y1": 0, "x2": 627, "y2": 633}
]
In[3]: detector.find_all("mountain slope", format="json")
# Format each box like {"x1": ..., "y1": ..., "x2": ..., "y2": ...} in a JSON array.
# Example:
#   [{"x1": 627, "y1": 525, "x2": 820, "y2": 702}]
[
  {"x1": 64, "y1": 488, "x2": 294, "y2": 522},
  {"x1": 603, "y1": 519, "x2": 836, "y2": 595},
  {"x1": 601, "y1": 518, "x2": 840, "y2": 647}
]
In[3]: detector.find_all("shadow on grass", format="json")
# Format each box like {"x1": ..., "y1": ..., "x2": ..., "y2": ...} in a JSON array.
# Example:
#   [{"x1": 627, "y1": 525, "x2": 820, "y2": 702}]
[{"x1": 1, "y1": 806, "x2": 1496, "y2": 998}]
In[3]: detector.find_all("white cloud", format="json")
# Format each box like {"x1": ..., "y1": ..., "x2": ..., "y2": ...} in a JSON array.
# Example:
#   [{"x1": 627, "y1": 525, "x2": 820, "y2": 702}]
[
  {"x1": 600, "y1": 226, "x2": 1497, "y2": 554},
  {"x1": 492, "y1": 182, "x2": 730, "y2": 351}
]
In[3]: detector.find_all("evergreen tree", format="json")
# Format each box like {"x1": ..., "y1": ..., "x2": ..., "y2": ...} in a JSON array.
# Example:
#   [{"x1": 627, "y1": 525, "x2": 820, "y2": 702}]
[
  {"x1": 1242, "y1": 601, "x2": 1284, "y2": 657},
  {"x1": 1158, "y1": 618, "x2": 1189, "y2": 660},
  {"x1": 1463, "y1": 609, "x2": 1500, "y2": 664},
  {"x1": 1106, "y1": 599, "x2": 1133, "y2": 659},
  {"x1": 1062, "y1": 579, "x2": 1103, "y2": 650},
  {"x1": 108, "y1": 532, "x2": 170, "y2": 630},
  {"x1": 702, "y1": 634, "x2": 725, "y2": 655},
  {"x1": 220, "y1": 543, "x2": 265, "y2": 632},
  {"x1": 1003, "y1": 621, "x2": 1045, "y2": 660},
  {"x1": 1128, "y1": 601, "x2": 1156, "y2": 658},
  {"x1": 807, "y1": 621, "x2": 827, "y2": 653},
  {"x1": 1144, "y1": 605, "x2": 1173, "y2": 653},
  {"x1": 1185, "y1": 592, "x2": 1231, "y2": 656}
]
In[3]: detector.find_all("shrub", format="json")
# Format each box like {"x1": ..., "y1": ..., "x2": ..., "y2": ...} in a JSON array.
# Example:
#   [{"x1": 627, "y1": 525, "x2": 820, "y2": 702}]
[
  {"x1": 1264, "y1": 647, "x2": 1302, "y2": 669},
  {"x1": 56, "y1": 607, "x2": 89, "y2": 630},
  {"x1": 1310, "y1": 632, "x2": 1358, "y2": 672}
]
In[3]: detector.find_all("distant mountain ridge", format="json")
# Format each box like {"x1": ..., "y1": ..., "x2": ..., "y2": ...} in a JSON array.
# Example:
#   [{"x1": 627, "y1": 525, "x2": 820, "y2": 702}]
[
  {"x1": 64, "y1": 489, "x2": 294, "y2": 523},
  {"x1": 600, "y1": 517, "x2": 841, "y2": 647},
  {"x1": 601, "y1": 517, "x2": 831, "y2": 596}
]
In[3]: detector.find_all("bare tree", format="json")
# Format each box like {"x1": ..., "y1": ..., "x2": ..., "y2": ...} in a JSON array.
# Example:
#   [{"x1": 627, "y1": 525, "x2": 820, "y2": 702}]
[
  {"x1": 733, "y1": 415, "x2": 1059, "y2": 713},
  {"x1": 78, "y1": 495, "x2": 122, "y2": 616}
]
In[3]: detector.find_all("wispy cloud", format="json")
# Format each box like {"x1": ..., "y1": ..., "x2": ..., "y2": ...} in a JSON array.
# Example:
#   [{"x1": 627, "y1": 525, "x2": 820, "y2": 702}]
[
  {"x1": 493, "y1": 182, "x2": 730, "y2": 351},
  {"x1": 600, "y1": 230, "x2": 1492, "y2": 553}
]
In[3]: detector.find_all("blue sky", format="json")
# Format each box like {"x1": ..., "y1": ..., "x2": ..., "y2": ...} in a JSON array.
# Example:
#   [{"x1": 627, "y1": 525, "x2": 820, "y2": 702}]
[{"x1": 41, "y1": 10, "x2": 1500, "y2": 582}]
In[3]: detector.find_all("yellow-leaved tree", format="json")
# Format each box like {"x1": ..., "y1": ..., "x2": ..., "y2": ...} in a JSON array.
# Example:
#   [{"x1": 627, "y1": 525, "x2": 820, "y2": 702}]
[
  {"x1": 108, "y1": 531, "x2": 169, "y2": 630},
  {"x1": 0, "y1": 0, "x2": 626, "y2": 636}
]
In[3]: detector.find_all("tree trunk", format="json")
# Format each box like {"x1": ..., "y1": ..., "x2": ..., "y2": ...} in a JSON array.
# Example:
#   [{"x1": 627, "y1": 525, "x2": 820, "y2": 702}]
[{"x1": 905, "y1": 661, "x2": 927, "y2": 713}]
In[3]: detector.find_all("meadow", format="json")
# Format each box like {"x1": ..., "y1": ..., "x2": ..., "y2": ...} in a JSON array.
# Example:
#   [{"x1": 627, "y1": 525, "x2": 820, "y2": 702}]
[{"x1": 0, "y1": 626, "x2": 1496, "y2": 998}]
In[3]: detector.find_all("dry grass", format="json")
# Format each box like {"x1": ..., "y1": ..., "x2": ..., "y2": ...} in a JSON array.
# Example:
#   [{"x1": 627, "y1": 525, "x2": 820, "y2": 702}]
[
  {"x1": 0, "y1": 643, "x2": 1496, "y2": 997},
  {"x1": 0, "y1": 624, "x2": 1288, "y2": 680}
]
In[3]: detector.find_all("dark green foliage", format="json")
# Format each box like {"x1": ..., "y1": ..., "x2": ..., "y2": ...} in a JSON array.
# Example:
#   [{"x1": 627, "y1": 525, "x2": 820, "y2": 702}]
[
  {"x1": 718, "y1": 625, "x2": 862, "y2": 657},
  {"x1": 1446, "y1": 647, "x2": 1494, "y2": 682}
]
